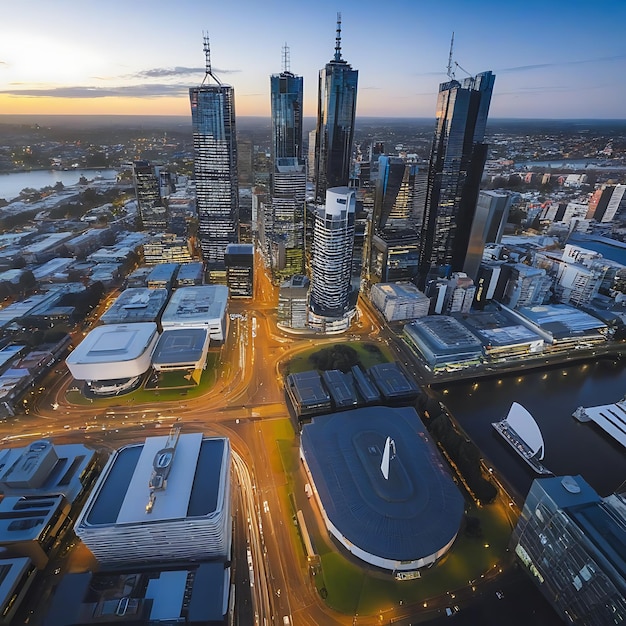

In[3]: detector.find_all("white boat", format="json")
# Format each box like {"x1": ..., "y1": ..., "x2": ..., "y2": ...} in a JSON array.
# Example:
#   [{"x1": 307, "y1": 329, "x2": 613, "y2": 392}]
[{"x1": 492, "y1": 402, "x2": 551, "y2": 475}]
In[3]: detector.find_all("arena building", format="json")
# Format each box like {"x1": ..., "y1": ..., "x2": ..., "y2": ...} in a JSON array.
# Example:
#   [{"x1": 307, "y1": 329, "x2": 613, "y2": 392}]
[
  {"x1": 74, "y1": 432, "x2": 231, "y2": 567},
  {"x1": 300, "y1": 406, "x2": 464, "y2": 573},
  {"x1": 65, "y1": 322, "x2": 159, "y2": 395},
  {"x1": 161, "y1": 286, "x2": 229, "y2": 342}
]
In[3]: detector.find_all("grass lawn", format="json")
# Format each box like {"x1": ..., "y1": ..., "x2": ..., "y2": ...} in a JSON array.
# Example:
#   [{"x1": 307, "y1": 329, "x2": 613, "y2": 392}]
[{"x1": 283, "y1": 341, "x2": 394, "y2": 376}]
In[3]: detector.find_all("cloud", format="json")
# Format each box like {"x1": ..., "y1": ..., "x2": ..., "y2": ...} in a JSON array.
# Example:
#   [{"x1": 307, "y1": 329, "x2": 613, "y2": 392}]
[
  {"x1": 497, "y1": 53, "x2": 626, "y2": 74},
  {"x1": 124, "y1": 66, "x2": 241, "y2": 79},
  {"x1": 0, "y1": 84, "x2": 189, "y2": 99},
  {"x1": 361, "y1": 86, "x2": 382, "y2": 90},
  {"x1": 134, "y1": 66, "x2": 203, "y2": 78},
  {"x1": 0, "y1": 61, "x2": 8, "y2": 67}
]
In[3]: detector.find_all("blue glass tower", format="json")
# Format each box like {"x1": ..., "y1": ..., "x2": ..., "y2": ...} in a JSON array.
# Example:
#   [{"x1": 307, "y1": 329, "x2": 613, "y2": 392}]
[
  {"x1": 270, "y1": 52, "x2": 303, "y2": 161},
  {"x1": 314, "y1": 15, "x2": 358, "y2": 202},
  {"x1": 190, "y1": 36, "x2": 239, "y2": 278},
  {"x1": 269, "y1": 47, "x2": 306, "y2": 279},
  {"x1": 417, "y1": 70, "x2": 495, "y2": 289}
]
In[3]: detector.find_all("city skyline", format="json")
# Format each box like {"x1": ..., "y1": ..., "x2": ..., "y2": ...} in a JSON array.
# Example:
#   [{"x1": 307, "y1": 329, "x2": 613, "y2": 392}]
[{"x1": 1, "y1": 0, "x2": 626, "y2": 120}]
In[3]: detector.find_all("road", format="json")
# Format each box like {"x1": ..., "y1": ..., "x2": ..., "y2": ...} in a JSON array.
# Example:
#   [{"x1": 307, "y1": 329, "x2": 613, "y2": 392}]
[{"x1": 1, "y1": 250, "x2": 392, "y2": 626}]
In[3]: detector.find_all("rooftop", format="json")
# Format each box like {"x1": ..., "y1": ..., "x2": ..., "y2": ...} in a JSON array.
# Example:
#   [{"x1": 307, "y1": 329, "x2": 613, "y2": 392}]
[{"x1": 301, "y1": 406, "x2": 464, "y2": 563}]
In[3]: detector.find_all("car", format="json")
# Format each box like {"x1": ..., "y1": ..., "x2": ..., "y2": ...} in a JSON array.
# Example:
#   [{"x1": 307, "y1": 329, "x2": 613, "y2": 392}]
[
  {"x1": 445, "y1": 606, "x2": 460, "y2": 617},
  {"x1": 496, "y1": 590, "x2": 504, "y2": 600}
]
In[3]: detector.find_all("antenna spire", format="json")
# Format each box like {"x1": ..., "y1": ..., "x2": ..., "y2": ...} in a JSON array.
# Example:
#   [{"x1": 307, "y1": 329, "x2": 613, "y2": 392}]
[
  {"x1": 282, "y1": 42, "x2": 290, "y2": 74},
  {"x1": 201, "y1": 32, "x2": 221, "y2": 86},
  {"x1": 334, "y1": 12, "x2": 342, "y2": 62},
  {"x1": 447, "y1": 32, "x2": 455, "y2": 79}
]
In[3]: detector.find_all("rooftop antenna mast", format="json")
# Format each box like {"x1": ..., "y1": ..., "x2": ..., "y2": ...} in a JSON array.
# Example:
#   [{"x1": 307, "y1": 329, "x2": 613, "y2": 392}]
[
  {"x1": 201, "y1": 32, "x2": 222, "y2": 86},
  {"x1": 282, "y1": 42, "x2": 291, "y2": 74},
  {"x1": 446, "y1": 32, "x2": 455, "y2": 79},
  {"x1": 334, "y1": 12, "x2": 343, "y2": 62}
]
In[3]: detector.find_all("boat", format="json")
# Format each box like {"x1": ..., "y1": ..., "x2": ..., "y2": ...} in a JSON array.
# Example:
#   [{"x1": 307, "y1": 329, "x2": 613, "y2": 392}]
[{"x1": 492, "y1": 402, "x2": 552, "y2": 475}]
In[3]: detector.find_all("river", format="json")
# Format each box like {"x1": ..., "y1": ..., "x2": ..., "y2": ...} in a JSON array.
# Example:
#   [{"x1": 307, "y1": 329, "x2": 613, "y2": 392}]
[
  {"x1": 0, "y1": 169, "x2": 118, "y2": 202},
  {"x1": 431, "y1": 357, "x2": 626, "y2": 501}
]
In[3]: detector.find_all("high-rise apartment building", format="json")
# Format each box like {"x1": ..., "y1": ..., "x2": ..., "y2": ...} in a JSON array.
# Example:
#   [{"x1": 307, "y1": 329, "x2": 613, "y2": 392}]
[
  {"x1": 313, "y1": 15, "x2": 358, "y2": 201},
  {"x1": 309, "y1": 187, "x2": 356, "y2": 333},
  {"x1": 269, "y1": 51, "x2": 306, "y2": 280},
  {"x1": 418, "y1": 70, "x2": 495, "y2": 288},
  {"x1": 190, "y1": 36, "x2": 239, "y2": 281}
]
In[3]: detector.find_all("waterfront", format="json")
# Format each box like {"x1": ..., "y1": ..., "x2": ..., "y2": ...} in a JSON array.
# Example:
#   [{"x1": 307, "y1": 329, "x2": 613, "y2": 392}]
[
  {"x1": 432, "y1": 357, "x2": 626, "y2": 501},
  {"x1": 0, "y1": 168, "x2": 118, "y2": 202}
]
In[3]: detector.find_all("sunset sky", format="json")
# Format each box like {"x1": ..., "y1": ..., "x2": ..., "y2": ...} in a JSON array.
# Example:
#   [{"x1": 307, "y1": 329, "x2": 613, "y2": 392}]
[{"x1": 1, "y1": 0, "x2": 625, "y2": 119}]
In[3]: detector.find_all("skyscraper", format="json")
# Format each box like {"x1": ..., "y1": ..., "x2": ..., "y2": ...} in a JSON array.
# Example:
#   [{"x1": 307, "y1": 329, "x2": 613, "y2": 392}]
[
  {"x1": 269, "y1": 47, "x2": 306, "y2": 280},
  {"x1": 373, "y1": 156, "x2": 418, "y2": 232},
  {"x1": 190, "y1": 36, "x2": 239, "y2": 280},
  {"x1": 308, "y1": 187, "x2": 356, "y2": 333},
  {"x1": 463, "y1": 189, "x2": 511, "y2": 281},
  {"x1": 417, "y1": 70, "x2": 495, "y2": 288},
  {"x1": 132, "y1": 160, "x2": 167, "y2": 232},
  {"x1": 313, "y1": 15, "x2": 358, "y2": 202},
  {"x1": 270, "y1": 48, "x2": 303, "y2": 162}
]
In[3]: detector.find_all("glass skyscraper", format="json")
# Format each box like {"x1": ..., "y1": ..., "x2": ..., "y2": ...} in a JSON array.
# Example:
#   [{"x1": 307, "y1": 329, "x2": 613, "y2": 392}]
[
  {"x1": 269, "y1": 59, "x2": 306, "y2": 280},
  {"x1": 190, "y1": 38, "x2": 239, "y2": 279},
  {"x1": 270, "y1": 68, "x2": 303, "y2": 162},
  {"x1": 313, "y1": 16, "x2": 358, "y2": 202},
  {"x1": 417, "y1": 71, "x2": 495, "y2": 288}
]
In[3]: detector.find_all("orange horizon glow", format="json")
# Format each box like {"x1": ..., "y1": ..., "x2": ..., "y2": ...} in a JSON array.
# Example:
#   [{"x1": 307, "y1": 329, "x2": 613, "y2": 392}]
[{"x1": 0, "y1": 94, "x2": 274, "y2": 117}]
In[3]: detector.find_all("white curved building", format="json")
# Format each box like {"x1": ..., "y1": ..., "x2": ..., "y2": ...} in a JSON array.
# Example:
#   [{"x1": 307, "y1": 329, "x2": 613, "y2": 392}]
[
  {"x1": 308, "y1": 187, "x2": 356, "y2": 333},
  {"x1": 66, "y1": 322, "x2": 159, "y2": 393}
]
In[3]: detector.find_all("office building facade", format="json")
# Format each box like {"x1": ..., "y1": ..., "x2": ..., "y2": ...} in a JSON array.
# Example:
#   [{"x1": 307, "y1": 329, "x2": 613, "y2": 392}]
[
  {"x1": 511, "y1": 475, "x2": 626, "y2": 626},
  {"x1": 225, "y1": 243, "x2": 254, "y2": 298},
  {"x1": 313, "y1": 16, "x2": 358, "y2": 201},
  {"x1": 190, "y1": 39, "x2": 239, "y2": 279},
  {"x1": 418, "y1": 71, "x2": 495, "y2": 288},
  {"x1": 132, "y1": 160, "x2": 167, "y2": 231},
  {"x1": 269, "y1": 62, "x2": 306, "y2": 280}
]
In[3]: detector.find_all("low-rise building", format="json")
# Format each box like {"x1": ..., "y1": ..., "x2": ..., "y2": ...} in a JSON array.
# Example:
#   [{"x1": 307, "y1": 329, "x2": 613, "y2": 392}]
[
  {"x1": 511, "y1": 475, "x2": 626, "y2": 625},
  {"x1": 74, "y1": 433, "x2": 231, "y2": 566}
]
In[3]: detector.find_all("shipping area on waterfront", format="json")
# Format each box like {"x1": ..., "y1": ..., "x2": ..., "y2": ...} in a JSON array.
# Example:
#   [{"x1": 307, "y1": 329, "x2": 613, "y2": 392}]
[{"x1": 432, "y1": 356, "x2": 626, "y2": 502}]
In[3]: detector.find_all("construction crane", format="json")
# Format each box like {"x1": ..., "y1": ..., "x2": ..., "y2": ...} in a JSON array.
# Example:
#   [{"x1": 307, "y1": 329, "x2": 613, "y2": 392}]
[{"x1": 447, "y1": 32, "x2": 473, "y2": 80}]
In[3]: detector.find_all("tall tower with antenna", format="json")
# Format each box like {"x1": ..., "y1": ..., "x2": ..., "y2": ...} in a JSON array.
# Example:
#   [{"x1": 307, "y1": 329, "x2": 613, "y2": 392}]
[
  {"x1": 313, "y1": 13, "x2": 359, "y2": 201},
  {"x1": 190, "y1": 34, "x2": 239, "y2": 279},
  {"x1": 268, "y1": 45, "x2": 306, "y2": 280},
  {"x1": 417, "y1": 38, "x2": 495, "y2": 289}
]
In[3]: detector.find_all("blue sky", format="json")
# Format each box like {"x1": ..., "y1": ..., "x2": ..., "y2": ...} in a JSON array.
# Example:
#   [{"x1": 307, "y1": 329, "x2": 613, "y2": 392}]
[{"x1": 1, "y1": 0, "x2": 625, "y2": 118}]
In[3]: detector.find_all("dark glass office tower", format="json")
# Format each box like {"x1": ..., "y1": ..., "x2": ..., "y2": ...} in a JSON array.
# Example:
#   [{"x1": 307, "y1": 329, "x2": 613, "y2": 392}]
[
  {"x1": 132, "y1": 160, "x2": 167, "y2": 231},
  {"x1": 313, "y1": 15, "x2": 358, "y2": 202},
  {"x1": 269, "y1": 50, "x2": 306, "y2": 280},
  {"x1": 270, "y1": 59, "x2": 303, "y2": 161},
  {"x1": 190, "y1": 36, "x2": 239, "y2": 279},
  {"x1": 417, "y1": 71, "x2": 495, "y2": 289}
]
